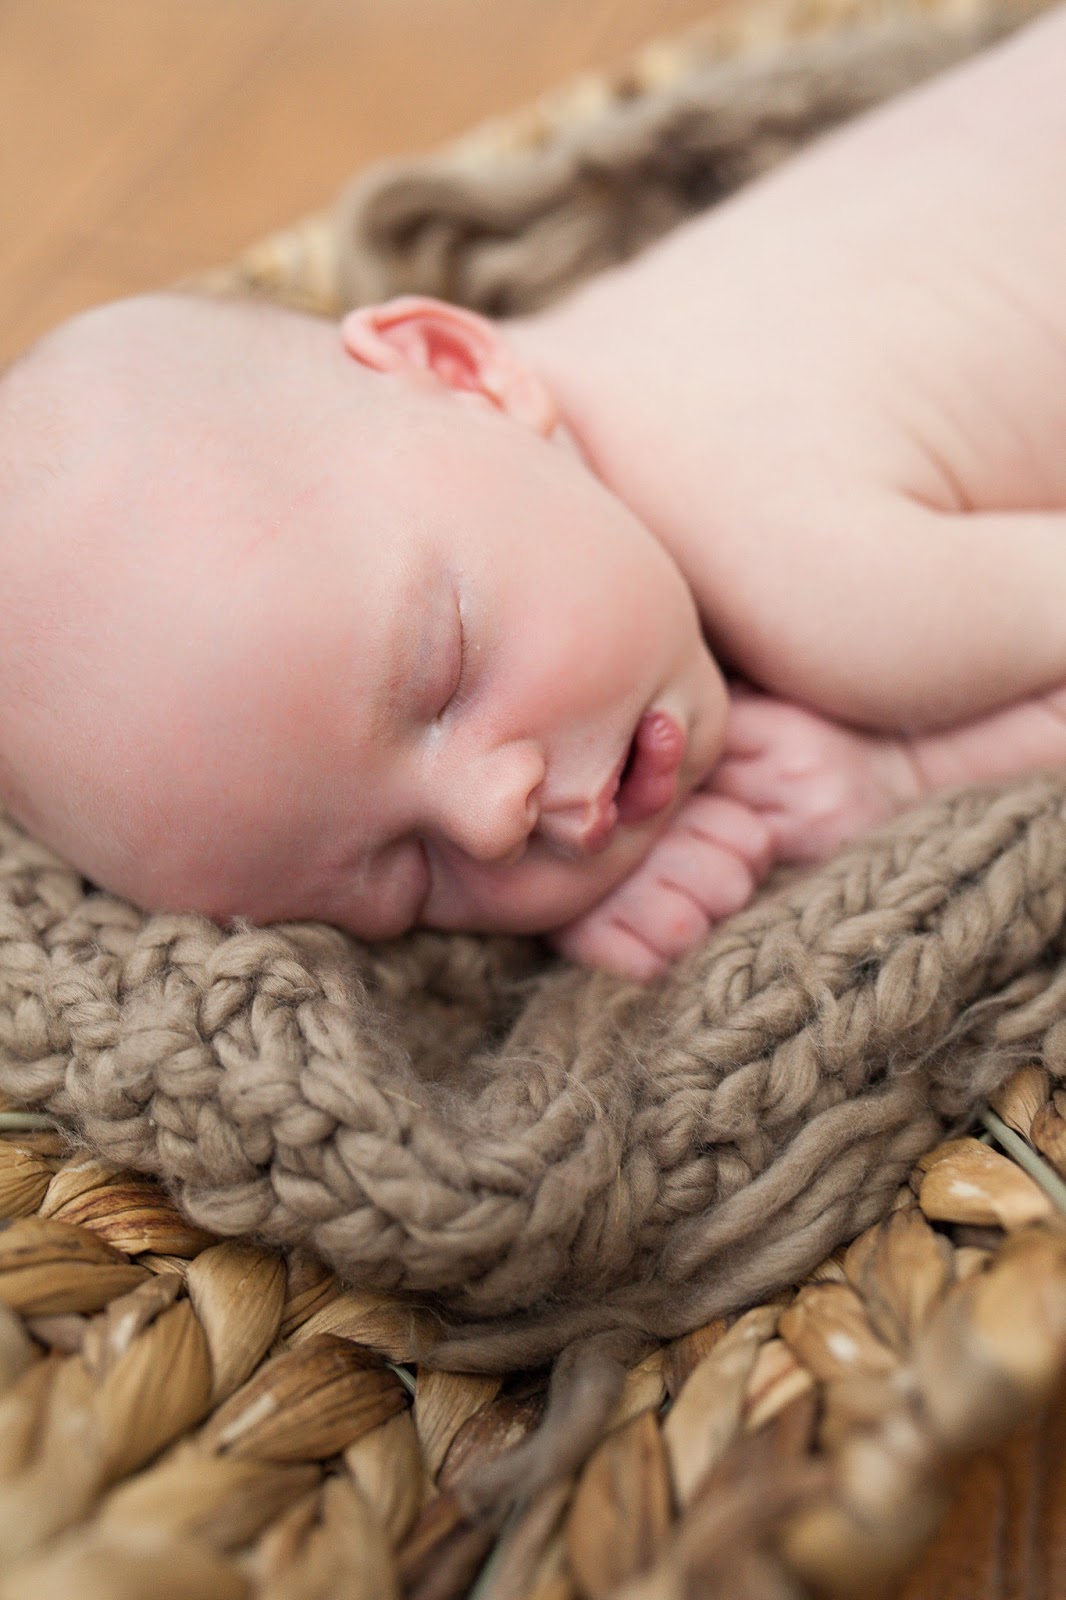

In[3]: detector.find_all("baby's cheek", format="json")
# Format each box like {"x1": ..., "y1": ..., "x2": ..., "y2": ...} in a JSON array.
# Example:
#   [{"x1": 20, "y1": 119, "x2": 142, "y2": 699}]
[{"x1": 424, "y1": 834, "x2": 645, "y2": 935}]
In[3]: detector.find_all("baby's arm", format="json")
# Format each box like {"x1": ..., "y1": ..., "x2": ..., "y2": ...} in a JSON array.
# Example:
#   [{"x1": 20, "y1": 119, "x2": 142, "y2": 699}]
[
  {"x1": 552, "y1": 682, "x2": 1066, "y2": 980},
  {"x1": 560, "y1": 6, "x2": 1066, "y2": 736}
]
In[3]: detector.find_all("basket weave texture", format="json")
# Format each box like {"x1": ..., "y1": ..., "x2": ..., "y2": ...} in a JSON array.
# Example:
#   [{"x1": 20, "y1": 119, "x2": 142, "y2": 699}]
[{"x1": 3, "y1": 0, "x2": 1066, "y2": 1595}]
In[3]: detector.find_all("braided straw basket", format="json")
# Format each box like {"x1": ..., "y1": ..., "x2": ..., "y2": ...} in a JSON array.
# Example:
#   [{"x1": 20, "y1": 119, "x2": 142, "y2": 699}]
[{"x1": 4, "y1": 1, "x2": 1066, "y2": 1596}]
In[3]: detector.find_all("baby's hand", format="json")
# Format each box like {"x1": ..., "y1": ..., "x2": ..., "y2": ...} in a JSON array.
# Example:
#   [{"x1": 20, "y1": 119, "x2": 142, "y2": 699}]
[
  {"x1": 549, "y1": 788, "x2": 774, "y2": 982},
  {"x1": 551, "y1": 687, "x2": 918, "y2": 980},
  {"x1": 710, "y1": 685, "x2": 918, "y2": 865}
]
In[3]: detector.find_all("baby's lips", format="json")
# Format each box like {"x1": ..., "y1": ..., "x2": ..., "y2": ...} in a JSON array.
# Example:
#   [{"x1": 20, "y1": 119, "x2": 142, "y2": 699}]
[{"x1": 617, "y1": 709, "x2": 686, "y2": 826}]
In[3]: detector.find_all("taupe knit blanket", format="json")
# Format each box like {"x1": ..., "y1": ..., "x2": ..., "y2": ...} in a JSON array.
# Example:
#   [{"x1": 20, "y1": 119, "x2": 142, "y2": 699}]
[{"x1": 1, "y1": 1, "x2": 1058, "y2": 1397}]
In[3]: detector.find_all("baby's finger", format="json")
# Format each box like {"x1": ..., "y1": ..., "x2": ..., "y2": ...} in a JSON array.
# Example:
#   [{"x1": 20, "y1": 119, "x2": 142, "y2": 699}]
[
  {"x1": 550, "y1": 911, "x2": 670, "y2": 982},
  {"x1": 720, "y1": 690, "x2": 819, "y2": 760},
  {"x1": 710, "y1": 754, "x2": 789, "y2": 811},
  {"x1": 721, "y1": 693, "x2": 792, "y2": 757},
  {"x1": 606, "y1": 875, "x2": 713, "y2": 964},
  {"x1": 644, "y1": 833, "x2": 757, "y2": 923},
  {"x1": 673, "y1": 791, "x2": 775, "y2": 880},
  {"x1": 565, "y1": 859, "x2": 716, "y2": 966}
]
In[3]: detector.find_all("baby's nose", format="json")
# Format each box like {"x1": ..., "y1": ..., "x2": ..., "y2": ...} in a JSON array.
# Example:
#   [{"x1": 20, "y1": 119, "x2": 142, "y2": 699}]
[{"x1": 440, "y1": 740, "x2": 545, "y2": 864}]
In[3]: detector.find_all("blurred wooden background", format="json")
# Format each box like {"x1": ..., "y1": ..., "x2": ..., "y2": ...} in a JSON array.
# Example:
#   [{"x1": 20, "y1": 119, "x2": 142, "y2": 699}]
[{"x1": 0, "y1": 0, "x2": 723, "y2": 365}]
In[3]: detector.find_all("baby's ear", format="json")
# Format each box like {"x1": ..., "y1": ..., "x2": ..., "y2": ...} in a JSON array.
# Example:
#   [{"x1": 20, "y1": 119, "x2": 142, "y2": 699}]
[{"x1": 341, "y1": 296, "x2": 558, "y2": 436}]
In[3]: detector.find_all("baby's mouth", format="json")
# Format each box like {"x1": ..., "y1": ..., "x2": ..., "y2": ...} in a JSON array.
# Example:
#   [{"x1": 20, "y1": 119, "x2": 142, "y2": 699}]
[
  {"x1": 616, "y1": 709, "x2": 687, "y2": 826},
  {"x1": 540, "y1": 710, "x2": 688, "y2": 858},
  {"x1": 583, "y1": 709, "x2": 687, "y2": 851}
]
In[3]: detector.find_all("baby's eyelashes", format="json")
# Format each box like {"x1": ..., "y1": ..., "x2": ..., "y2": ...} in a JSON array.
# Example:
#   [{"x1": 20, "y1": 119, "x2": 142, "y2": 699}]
[
  {"x1": 433, "y1": 589, "x2": 468, "y2": 720},
  {"x1": 392, "y1": 578, "x2": 467, "y2": 729}
]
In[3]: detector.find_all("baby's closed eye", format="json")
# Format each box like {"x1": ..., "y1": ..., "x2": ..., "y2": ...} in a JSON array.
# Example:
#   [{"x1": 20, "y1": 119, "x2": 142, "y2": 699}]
[{"x1": 433, "y1": 586, "x2": 467, "y2": 720}]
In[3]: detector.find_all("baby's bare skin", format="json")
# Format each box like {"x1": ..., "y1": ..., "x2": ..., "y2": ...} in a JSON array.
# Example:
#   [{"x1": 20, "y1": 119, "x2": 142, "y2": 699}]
[
  {"x1": 521, "y1": 5, "x2": 1066, "y2": 975},
  {"x1": 1, "y1": 9, "x2": 1065, "y2": 981}
]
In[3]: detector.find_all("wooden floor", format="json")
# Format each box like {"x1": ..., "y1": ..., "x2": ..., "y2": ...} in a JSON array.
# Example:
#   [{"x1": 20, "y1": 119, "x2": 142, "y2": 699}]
[{"x1": 0, "y1": 0, "x2": 722, "y2": 366}]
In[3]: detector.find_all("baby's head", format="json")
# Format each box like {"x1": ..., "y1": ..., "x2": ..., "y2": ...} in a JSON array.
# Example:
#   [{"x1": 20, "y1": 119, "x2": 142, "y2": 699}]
[{"x1": 0, "y1": 291, "x2": 726, "y2": 939}]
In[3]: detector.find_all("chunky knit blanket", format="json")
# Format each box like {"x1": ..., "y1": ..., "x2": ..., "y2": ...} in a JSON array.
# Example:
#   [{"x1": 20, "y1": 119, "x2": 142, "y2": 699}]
[{"x1": 1, "y1": 0, "x2": 1058, "y2": 1394}]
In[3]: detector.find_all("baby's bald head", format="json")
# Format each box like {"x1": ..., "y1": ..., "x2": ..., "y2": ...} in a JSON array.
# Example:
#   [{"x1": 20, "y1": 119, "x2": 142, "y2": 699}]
[{"x1": 0, "y1": 293, "x2": 384, "y2": 907}]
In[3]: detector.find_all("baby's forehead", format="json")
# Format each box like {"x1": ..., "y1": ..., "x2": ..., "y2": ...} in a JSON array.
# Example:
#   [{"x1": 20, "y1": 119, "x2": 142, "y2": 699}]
[
  {"x1": 3, "y1": 294, "x2": 342, "y2": 443},
  {"x1": 4, "y1": 297, "x2": 339, "y2": 515},
  {"x1": 1, "y1": 292, "x2": 490, "y2": 623}
]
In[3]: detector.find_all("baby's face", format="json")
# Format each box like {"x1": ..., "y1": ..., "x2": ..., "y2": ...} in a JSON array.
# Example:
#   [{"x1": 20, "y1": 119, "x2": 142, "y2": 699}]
[
  {"x1": 285, "y1": 403, "x2": 726, "y2": 940},
  {"x1": 0, "y1": 296, "x2": 726, "y2": 939}
]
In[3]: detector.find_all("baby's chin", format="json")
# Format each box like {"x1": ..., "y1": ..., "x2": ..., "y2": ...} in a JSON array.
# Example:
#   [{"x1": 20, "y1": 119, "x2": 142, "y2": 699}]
[{"x1": 416, "y1": 814, "x2": 677, "y2": 939}]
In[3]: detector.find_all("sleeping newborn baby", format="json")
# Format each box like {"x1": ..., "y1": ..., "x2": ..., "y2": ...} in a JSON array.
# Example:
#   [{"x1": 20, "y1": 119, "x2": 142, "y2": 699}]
[{"x1": 1, "y1": 6, "x2": 1065, "y2": 980}]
